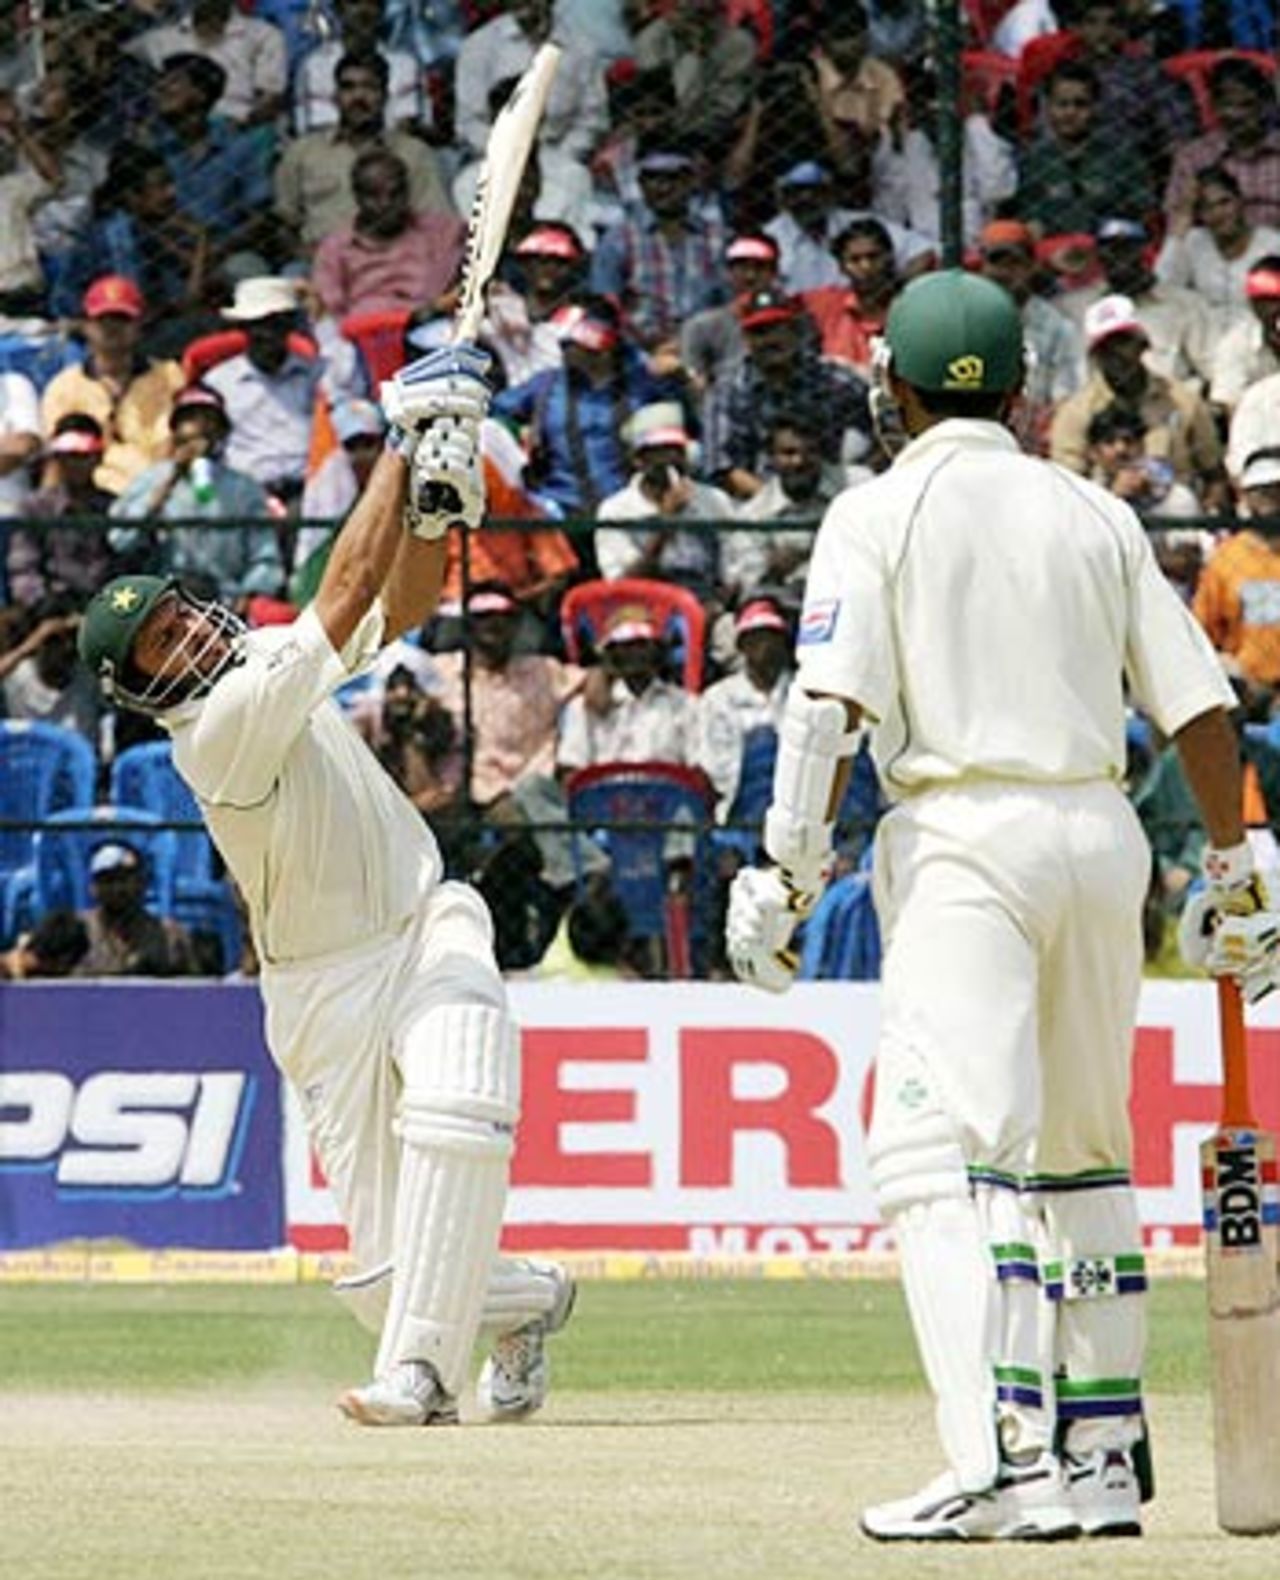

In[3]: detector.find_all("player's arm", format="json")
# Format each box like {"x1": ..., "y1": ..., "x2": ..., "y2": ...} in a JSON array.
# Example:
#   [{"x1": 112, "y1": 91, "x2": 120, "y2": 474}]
[
  {"x1": 1175, "y1": 705, "x2": 1245, "y2": 850},
  {"x1": 313, "y1": 447, "x2": 414, "y2": 654}
]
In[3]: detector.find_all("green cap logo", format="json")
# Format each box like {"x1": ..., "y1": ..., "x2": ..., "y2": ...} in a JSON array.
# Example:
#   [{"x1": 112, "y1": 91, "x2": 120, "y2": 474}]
[{"x1": 944, "y1": 355, "x2": 985, "y2": 390}]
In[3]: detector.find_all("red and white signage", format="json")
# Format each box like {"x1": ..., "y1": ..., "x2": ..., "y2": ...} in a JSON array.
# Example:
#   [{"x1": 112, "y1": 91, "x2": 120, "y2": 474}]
[{"x1": 284, "y1": 982, "x2": 1280, "y2": 1256}]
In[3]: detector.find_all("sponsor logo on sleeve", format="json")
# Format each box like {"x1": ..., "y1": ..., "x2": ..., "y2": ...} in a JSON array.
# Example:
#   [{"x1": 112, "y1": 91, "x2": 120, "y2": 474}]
[{"x1": 797, "y1": 598, "x2": 840, "y2": 646}]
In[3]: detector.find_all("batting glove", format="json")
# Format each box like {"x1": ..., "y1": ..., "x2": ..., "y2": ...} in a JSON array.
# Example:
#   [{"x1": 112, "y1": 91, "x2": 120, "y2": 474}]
[
  {"x1": 1177, "y1": 841, "x2": 1280, "y2": 999},
  {"x1": 406, "y1": 415, "x2": 486, "y2": 539},
  {"x1": 1207, "y1": 910, "x2": 1280, "y2": 1004},
  {"x1": 381, "y1": 343, "x2": 491, "y2": 460},
  {"x1": 726, "y1": 866, "x2": 817, "y2": 994}
]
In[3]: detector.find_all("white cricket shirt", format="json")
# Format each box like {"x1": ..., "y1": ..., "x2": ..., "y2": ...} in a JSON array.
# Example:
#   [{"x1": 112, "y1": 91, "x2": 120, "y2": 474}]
[
  {"x1": 795, "y1": 419, "x2": 1234, "y2": 798},
  {"x1": 167, "y1": 604, "x2": 442, "y2": 965}
]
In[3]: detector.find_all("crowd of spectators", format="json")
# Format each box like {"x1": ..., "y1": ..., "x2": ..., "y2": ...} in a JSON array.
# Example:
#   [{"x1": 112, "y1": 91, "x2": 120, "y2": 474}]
[{"x1": 1, "y1": 0, "x2": 1279, "y2": 979}]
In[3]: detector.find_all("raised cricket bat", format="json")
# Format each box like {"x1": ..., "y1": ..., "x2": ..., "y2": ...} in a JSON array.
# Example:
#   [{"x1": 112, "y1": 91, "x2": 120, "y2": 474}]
[
  {"x1": 453, "y1": 43, "x2": 562, "y2": 343},
  {"x1": 1203, "y1": 977, "x2": 1280, "y2": 1534}
]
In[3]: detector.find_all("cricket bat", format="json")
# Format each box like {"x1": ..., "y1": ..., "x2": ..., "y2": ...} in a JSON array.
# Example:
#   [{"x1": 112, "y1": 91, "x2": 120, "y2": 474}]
[
  {"x1": 453, "y1": 42, "x2": 562, "y2": 343},
  {"x1": 1203, "y1": 976, "x2": 1280, "y2": 1534}
]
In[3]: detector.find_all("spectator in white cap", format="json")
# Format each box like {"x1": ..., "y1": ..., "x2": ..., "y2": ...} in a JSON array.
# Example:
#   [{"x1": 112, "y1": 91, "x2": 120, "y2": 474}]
[
  {"x1": 695, "y1": 597, "x2": 793, "y2": 821},
  {"x1": 202, "y1": 276, "x2": 326, "y2": 505},
  {"x1": 108, "y1": 383, "x2": 285, "y2": 604},
  {"x1": 557, "y1": 601, "x2": 698, "y2": 777},
  {"x1": 1056, "y1": 215, "x2": 1214, "y2": 386},
  {"x1": 66, "y1": 840, "x2": 198, "y2": 978},
  {"x1": 1193, "y1": 448, "x2": 1280, "y2": 710},
  {"x1": 595, "y1": 401, "x2": 742, "y2": 602},
  {"x1": 1050, "y1": 293, "x2": 1223, "y2": 498}
]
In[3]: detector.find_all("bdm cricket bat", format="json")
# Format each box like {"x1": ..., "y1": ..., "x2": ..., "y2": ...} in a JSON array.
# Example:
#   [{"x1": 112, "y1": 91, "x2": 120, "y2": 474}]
[{"x1": 1203, "y1": 976, "x2": 1280, "y2": 1534}]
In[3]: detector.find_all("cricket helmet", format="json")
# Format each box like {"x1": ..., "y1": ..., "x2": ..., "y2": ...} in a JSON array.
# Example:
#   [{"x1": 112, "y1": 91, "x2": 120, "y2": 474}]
[
  {"x1": 79, "y1": 574, "x2": 244, "y2": 716},
  {"x1": 883, "y1": 270, "x2": 1024, "y2": 395}
]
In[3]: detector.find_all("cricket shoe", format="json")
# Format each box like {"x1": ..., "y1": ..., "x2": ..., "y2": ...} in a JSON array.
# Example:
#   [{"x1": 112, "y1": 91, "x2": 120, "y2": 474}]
[
  {"x1": 475, "y1": 1262, "x2": 577, "y2": 1422},
  {"x1": 338, "y1": 1361, "x2": 459, "y2": 1427},
  {"x1": 861, "y1": 1452, "x2": 1081, "y2": 1542},
  {"x1": 1064, "y1": 1448, "x2": 1142, "y2": 1537}
]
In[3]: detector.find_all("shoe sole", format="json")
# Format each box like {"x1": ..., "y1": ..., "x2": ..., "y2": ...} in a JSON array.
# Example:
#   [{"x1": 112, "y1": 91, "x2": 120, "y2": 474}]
[
  {"x1": 336, "y1": 1390, "x2": 459, "y2": 1427},
  {"x1": 861, "y1": 1520, "x2": 1081, "y2": 1543},
  {"x1": 1082, "y1": 1521, "x2": 1142, "y2": 1538}
]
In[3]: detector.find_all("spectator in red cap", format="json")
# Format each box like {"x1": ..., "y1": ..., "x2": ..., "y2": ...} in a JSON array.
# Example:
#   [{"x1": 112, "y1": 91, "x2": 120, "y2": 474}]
[
  {"x1": 483, "y1": 222, "x2": 587, "y2": 387},
  {"x1": 695, "y1": 596, "x2": 793, "y2": 821},
  {"x1": 107, "y1": 383, "x2": 285, "y2": 604},
  {"x1": 40, "y1": 275, "x2": 186, "y2": 495},
  {"x1": 706, "y1": 285, "x2": 873, "y2": 498},
  {"x1": 978, "y1": 218, "x2": 1084, "y2": 448},
  {"x1": 1209, "y1": 256, "x2": 1280, "y2": 414},
  {"x1": 6, "y1": 415, "x2": 117, "y2": 605},
  {"x1": 311, "y1": 146, "x2": 465, "y2": 320}
]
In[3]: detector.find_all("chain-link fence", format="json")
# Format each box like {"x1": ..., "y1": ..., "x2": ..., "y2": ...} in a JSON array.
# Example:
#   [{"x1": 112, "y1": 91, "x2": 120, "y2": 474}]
[{"x1": 1, "y1": 1, "x2": 1277, "y2": 979}]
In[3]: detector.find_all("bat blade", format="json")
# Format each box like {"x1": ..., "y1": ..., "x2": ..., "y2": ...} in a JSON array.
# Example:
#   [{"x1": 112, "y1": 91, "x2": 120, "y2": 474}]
[
  {"x1": 453, "y1": 43, "x2": 562, "y2": 343},
  {"x1": 1203, "y1": 982, "x2": 1280, "y2": 1535}
]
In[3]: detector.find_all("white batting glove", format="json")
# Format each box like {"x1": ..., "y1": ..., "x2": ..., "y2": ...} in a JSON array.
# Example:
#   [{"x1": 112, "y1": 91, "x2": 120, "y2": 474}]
[
  {"x1": 381, "y1": 343, "x2": 491, "y2": 460},
  {"x1": 406, "y1": 416, "x2": 486, "y2": 539},
  {"x1": 1177, "y1": 842, "x2": 1280, "y2": 1000},
  {"x1": 726, "y1": 866, "x2": 816, "y2": 994},
  {"x1": 1207, "y1": 910, "x2": 1280, "y2": 1004}
]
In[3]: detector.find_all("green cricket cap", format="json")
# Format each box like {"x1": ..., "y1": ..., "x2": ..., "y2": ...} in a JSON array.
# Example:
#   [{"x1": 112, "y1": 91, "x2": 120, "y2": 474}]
[
  {"x1": 885, "y1": 270, "x2": 1024, "y2": 394},
  {"x1": 78, "y1": 575, "x2": 177, "y2": 686}
]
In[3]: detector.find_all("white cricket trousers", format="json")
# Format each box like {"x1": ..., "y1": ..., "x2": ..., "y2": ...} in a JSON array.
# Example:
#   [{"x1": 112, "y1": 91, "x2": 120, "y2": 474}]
[
  {"x1": 869, "y1": 779, "x2": 1151, "y2": 1178},
  {"x1": 260, "y1": 881, "x2": 507, "y2": 1276}
]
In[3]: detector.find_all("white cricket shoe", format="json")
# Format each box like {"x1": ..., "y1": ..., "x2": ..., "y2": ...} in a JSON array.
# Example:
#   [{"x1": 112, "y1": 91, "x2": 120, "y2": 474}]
[
  {"x1": 861, "y1": 1452, "x2": 1081, "y2": 1542},
  {"x1": 475, "y1": 1263, "x2": 577, "y2": 1423},
  {"x1": 338, "y1": 1360, "x2": 459, "y2": 1427},
  {"x1": 1065, "y1": 1448, "x2": 1142, "y2": 1537}
]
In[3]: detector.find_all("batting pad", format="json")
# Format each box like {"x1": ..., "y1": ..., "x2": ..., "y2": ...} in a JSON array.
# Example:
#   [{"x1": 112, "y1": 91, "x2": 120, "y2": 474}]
[
  {"x1": 974, "y1": 1181, "x2": 1054, "y2": 1457},
  {"x1": 1041, "y1": 1183, "x2": 1148, "y2": 1456},
  {"x1": 374, "y1": 1003, "x2": 519, "y2": 1390},
  {"x1": 335, "y1": 1256, "x2": 566, "y2": 1340},
  {"x1": 869, "y1": 1114, "x2": 999, "y2": 1491}
]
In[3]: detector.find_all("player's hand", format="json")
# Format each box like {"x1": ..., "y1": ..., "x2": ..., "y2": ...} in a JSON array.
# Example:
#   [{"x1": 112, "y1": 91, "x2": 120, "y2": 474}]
[
  {"x1": 407, "y1": 415, "x2": 485, "y2": 537},
  {"x1": 1207, "y1": 910, "x2": 1280, "y2": 1004},
  {"x1": 726, "y1": 866, "x2": 816, "y2": 994},
  {"x1": 381, "y1": 343, "x2": 491, "y2": 457}
]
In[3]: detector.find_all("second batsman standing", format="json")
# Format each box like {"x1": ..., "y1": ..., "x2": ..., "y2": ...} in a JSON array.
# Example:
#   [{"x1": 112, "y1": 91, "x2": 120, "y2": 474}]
[
  {"x1": 728, "y1": 271, "x2": 1276, "y2": 1539},
  {"x1": 78, "y1": 344, "x2": 574, "y2": 1426}
]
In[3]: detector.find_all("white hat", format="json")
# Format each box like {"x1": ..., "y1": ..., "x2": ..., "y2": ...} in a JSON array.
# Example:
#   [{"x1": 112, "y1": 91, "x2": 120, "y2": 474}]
[
  {"x1": 90, "y1": 842, "x2": 142, "y2": 876},
  {"x1": 1084, "y1": 294, "x2": 1147, "y2": 352},
  {"x1": 222, "y1": 277, "x2": 301, "y2": 322},
  {"x1": 1241, "y1": 450, "x2": 1280, "y2": 491},
  {"x1": 624, "y1": 402, "x2": 690, "y2": 451}
]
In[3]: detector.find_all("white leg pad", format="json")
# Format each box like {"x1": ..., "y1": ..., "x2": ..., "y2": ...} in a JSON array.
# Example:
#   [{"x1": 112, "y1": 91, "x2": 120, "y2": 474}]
[
  {"x1": 974, "y1": 1182, "x2": 1054, "y2": 1457},
  {"x1": 335, "y1": 1255, "x2": 565, "y2": 1340},
  {"x1": 870, "y1": 1115, "x2": 1000, "y2": 1492},
  {"x1": 374, "y1": 1003, "x2": 519, "y2": 1392},
  {"x1": 1041, "y1": 1184, "x2": 1147, "y2": 1456}
]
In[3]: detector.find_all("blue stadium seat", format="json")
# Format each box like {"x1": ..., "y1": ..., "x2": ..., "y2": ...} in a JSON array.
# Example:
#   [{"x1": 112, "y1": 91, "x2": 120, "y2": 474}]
[
  {"x1": 712, "y1": 723, "x2": 778, "y2": 863},
  {"x1": 565, "y1": 761, "x2": 715, "y2": 968},
  {"x1": 32, "y1": 807, "x2": 178, "y2": 921},
  {"x1": 0, "y1": 329, "x2": 85, "y2": 393},
  {"x1": 798, "y1": 863, "x2": 882, "y2": 982},
  {"x1": 0, "y1": 721, "x2": 97, "y2": 944},
  {"x1": 109, "y1": 741, "x2": 243, "y2": 972}
]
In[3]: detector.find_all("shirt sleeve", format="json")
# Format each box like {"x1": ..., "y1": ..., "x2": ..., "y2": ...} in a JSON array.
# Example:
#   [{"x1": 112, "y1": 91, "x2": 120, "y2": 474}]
[
  {"x1": 1124, "y1": 518, "x2": 1236, "y2": 736},
  {"x1": 174, "y1": 603, "x2": 384, "y2": 805},
  {"x1": 792, "y1": 500, "x2": 898, "y2": 721}
]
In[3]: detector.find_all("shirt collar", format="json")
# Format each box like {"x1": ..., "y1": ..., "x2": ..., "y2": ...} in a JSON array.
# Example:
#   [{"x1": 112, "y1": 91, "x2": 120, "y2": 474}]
[{"x1": 894, "y1": 418, "x2": 1021, "y2": 466}]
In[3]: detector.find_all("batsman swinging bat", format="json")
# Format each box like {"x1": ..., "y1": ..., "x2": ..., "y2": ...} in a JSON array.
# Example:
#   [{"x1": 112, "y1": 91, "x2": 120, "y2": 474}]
[
  {"x1": 1203, "y1": 976, "x2": 1280, "y2": 1535},
  {"x1": 453, "y1": 43, "x2": 562, "y2": 344}
]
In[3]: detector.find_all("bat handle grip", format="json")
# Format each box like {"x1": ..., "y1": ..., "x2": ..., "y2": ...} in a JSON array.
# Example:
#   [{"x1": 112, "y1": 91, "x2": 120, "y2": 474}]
[{"x1": 1217, "y1": 976, "x2": 1256, "y2": 1129}]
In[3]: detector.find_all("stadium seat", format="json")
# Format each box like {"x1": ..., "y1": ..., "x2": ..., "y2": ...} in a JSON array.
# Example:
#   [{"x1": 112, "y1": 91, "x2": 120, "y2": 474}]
[
  {"x1": 712, "y1": 723, "x2": 779, "y2": 863},
  {"x1": 110, "y1": 741, "x2": 244, "y2": 973},
  {"x1": 798, "y1": 863, "x2": 882, "y2": 982},
  {"x1": 960, "y1": 49, "x2": 1019, "y2": 120},
  {"x1": 340, "y1": 308, "x2": 411, "y2": 386},
  {"x1": 1162, "y1": 49, "x2": 1277, "y2": 131},
  {"x1": 181, "y1": 328, "x2": 318, "y2": 382},
  {"x1": 564, "y1": 760, "x2": 715, "y2": 976},
  {"x1": 0, "y1": 721, "x2": 97, "y2": 945},
  {"x1": 560, "y1": 578, "x2": 708, "y2": 692},
  {"x1": 0, "y1": 329, "x2": 84, "y2": 392},
  {"x1": 32, "y1": 806, "x2": 178, "y2": 921}
]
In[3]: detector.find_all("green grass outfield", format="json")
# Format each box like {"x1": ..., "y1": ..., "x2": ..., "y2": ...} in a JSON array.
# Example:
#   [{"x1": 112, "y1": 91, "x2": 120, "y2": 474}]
[{"x1": 3, "y1": 1279, "x2": 1275, "y2": 1578}]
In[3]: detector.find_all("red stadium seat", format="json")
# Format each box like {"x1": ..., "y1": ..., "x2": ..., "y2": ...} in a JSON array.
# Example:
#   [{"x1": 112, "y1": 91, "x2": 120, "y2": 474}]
[
  {"x1": 560, "y1": 577, "x2": 707, "y2": 692},
  {"x1": 340, "y1": 309, "x2": 411, "y2": 387},
  {"x1": 1162, "y1": 50, "x2": 1278, "y2": 131},
  {"x1": 181, "y1": 328, "x2": 318, "y2": 382},
  {"x1": 961, "y1": 49, "x2": 1019, "y2": 119}
]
